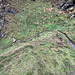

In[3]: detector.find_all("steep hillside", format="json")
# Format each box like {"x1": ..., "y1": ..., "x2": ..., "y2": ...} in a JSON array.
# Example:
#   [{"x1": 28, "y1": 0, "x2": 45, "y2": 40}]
[{"x1": 0, "y1": 0, "x2": 75, "y2": 75}]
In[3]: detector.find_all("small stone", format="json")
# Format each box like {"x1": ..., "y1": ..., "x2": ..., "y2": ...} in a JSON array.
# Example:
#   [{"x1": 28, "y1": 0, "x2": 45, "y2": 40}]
[
  {"x1": 69, "y1": 7, "x2": 74, "y2": 11},
  {"x1": 0, "y1": 0, "x2": 2, "y2": 2},
  {"x1": 2, "y1": 32, "x2": 6, "y2": 38},
  {"x1": 6, "y1": 9, "x2": 16, "y2": 14},
  {"x1": 0, "y1": 13, "x2": 3, "y2": 19},
  {"x1": 70, "y1": 14, "x2": 75, "y2": 18},
  {"x1": 5, "y1": 19, "x2": 10, "y2": 22}
]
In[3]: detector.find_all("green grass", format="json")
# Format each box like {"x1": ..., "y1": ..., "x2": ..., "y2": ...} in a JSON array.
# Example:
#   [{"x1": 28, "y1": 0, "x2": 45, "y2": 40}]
[
  {"x1": 0, "y1": 0, "x2": 74, "y2": 49},
  {"x1": 0, "y1": 31, "x2": 75, "y2": 75},
  {"x1": 0, "y1": 0, "x2": 75, "y2": 75}
]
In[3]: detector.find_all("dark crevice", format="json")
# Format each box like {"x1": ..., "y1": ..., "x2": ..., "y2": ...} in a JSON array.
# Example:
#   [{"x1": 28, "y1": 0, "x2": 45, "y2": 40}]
[{"x1": 58, "y1": 30, "x2": 75, "y2": 49}]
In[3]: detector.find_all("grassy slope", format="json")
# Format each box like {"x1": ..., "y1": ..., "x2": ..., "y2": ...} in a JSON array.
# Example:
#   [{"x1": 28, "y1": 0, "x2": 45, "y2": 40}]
[{"x1": 0, "y1": 0, "x2": 75, "y2": 75}]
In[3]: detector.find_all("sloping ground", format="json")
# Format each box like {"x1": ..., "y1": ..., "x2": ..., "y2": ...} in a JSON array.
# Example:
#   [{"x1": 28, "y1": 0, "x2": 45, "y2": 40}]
[
  {"x1": 0, "y1": 0, "x2": 75, "y2": 49},
  {"x1": 0, "y1": 31, "x2": 75, "y2": 75},
  {"x1": 0, "y1": 0, "x2": 75, "y2": 75}
]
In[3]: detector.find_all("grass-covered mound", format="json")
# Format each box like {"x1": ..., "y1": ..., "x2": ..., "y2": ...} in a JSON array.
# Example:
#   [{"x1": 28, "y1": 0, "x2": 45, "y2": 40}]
[{"x1": 0, "y1": 31, "x2": 75, "y2": 75}]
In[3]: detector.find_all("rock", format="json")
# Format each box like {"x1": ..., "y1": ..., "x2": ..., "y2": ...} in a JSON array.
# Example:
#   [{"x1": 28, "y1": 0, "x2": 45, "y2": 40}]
[
  {"x1": 2, "y1": 33, "x2": 6, "y2": 38},
  {"x1": 69, "y1": 7, "x2": 74, "y2": 11},
  {"x1": 5, "y1": 18, "x2": 10, "y2": 22},
  {"x1": 0, "y1": 13, "x2": 3, "y2": 19},
  {"x1": 6, "y1": 9, "x2": 16, "y2": 14},
  {"x1": 70, "y1": 14, "x2": 75, "y2": 18},
  {"x1": 0, "y1": 0, "x2": 17, "y2": 39},
  {"x1": 0, "y1": 19, "x2": 3, "y2": 23},
  {"x1": 0, "y1": 0, "x2": 2, "y2": 2}
]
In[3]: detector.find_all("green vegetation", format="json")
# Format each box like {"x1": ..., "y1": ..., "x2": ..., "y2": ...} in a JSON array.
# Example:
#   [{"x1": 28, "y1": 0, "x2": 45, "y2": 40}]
[{"x1": 0, "y1": 0, "x2": 75, "y2": 75}]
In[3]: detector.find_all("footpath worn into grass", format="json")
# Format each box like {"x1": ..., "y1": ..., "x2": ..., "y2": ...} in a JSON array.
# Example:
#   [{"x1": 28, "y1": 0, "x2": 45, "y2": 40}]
[{"x1": 0, "y1": 0, "x2": 75, "y2": 75}]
